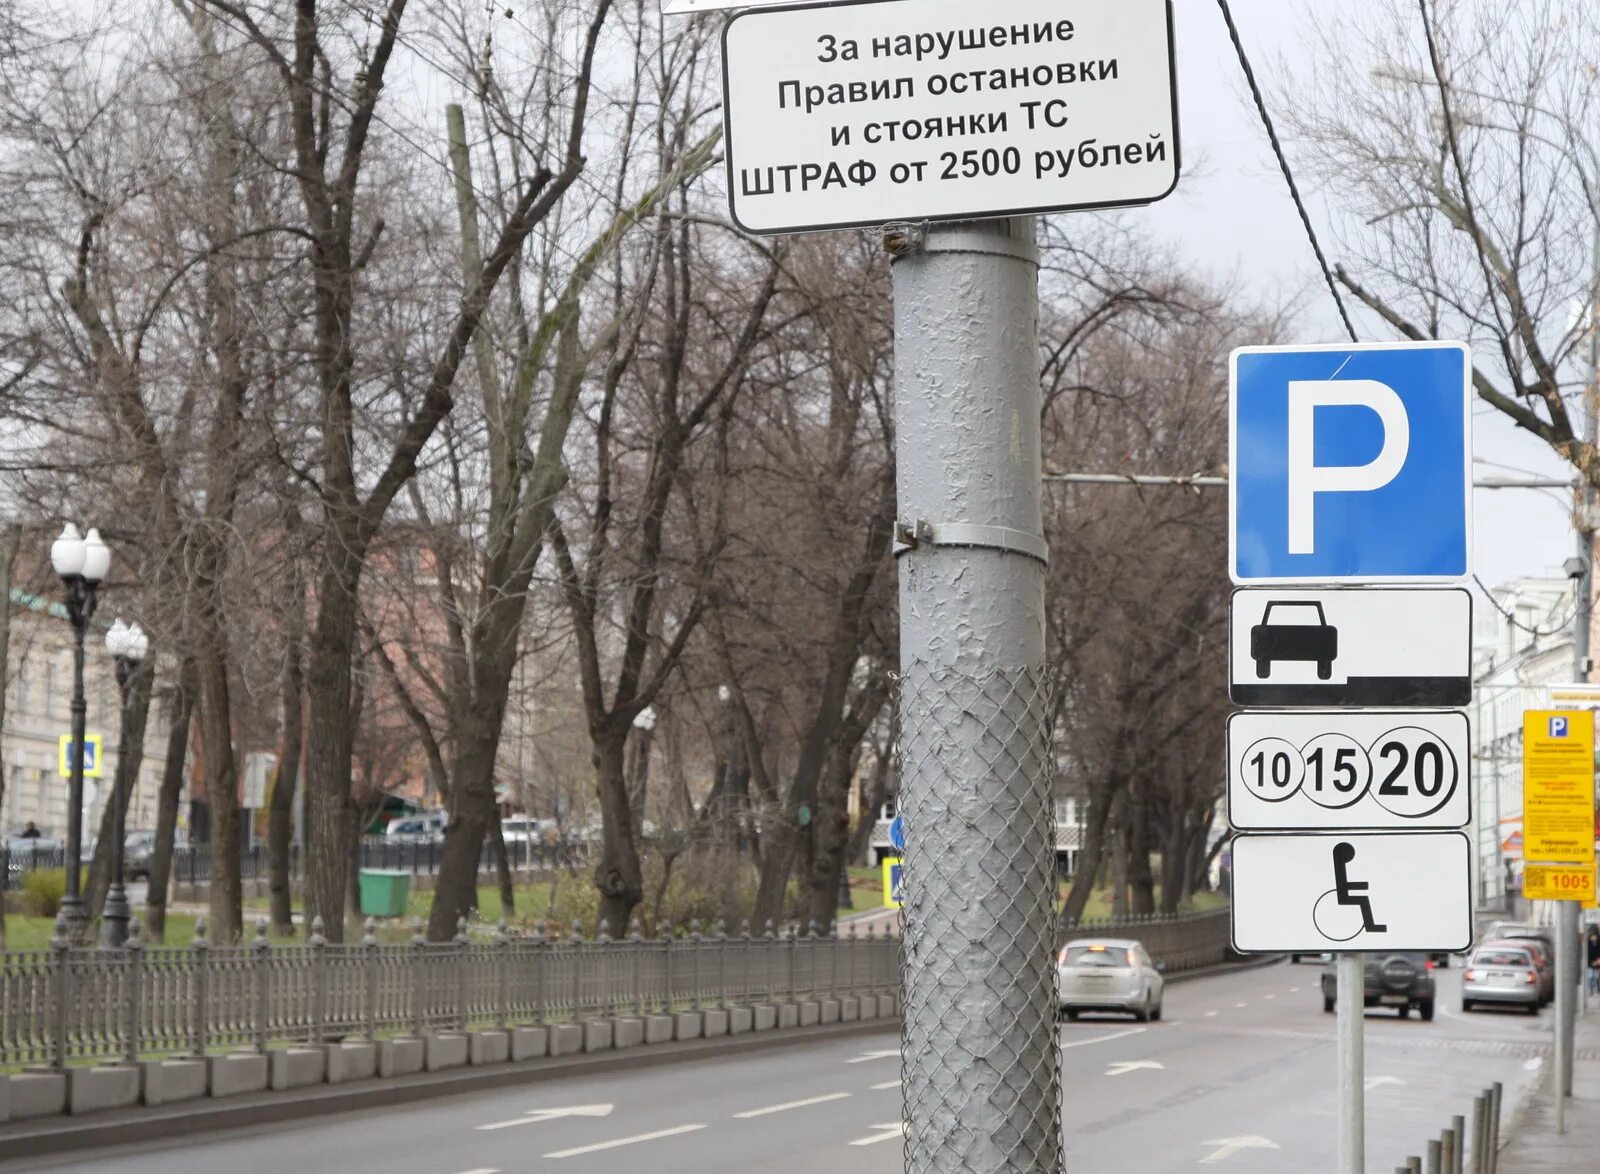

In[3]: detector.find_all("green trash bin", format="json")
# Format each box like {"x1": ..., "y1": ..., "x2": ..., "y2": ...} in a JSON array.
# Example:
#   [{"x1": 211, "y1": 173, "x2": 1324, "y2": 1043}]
[{"x1": 358, "y1": 869, "x2": 412, "y2": 918}]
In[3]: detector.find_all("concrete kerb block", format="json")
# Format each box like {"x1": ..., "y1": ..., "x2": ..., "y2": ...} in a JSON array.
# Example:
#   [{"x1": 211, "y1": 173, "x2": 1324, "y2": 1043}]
[
  {"x1": 673, "y1": 1011, "x2": 703, "y2": 1041},
  {"x1": 140, "y1": 1059, "x2": 209, "y2": 1107},
  {"x1": 612, "y1": 1018, "x2": 644, "y2": 1049},
  {"x1": 581, "y1": 1021, "x2": 613, "y2": 1053},
  {"x1": 208, "y1": 1052, "x2": 269, "y2": 1098},
  {"x1": 8, "y1": 1072, "x2": 65, "y2": 1120},
  {"x1": 702, "y1": 1008, "x2": 729, "y2": 1037},
  {"x1": 325, "y1": 1041, "x2": 378, "y2": 1085},
  {"x1": 644, "y1": 1015, "x2": 674, "y2": 1045},
  {"x1": 425, "y1": 1033, "x2": 469, "y2": 1072},
  {"x1": 0, "y1": 1074, "x2": 9, "y2": 1124},
  {"x1": 799, "y1": 1001, "x2": 820, "y2": 1027},
  {"x1": 729, "y1": 1006, "x2": 754, "y2": 1035},
  {"x1": 67, "y1": 1064, "x2": 140, "y2": 1116},
  {"x1": 820, "y1": 998, "x2": 841, "y2": 1024},
  {"x1": 878, "y1": 993, "x2": 897, "y2": 1018},
  {"x1": 510, "y1": 1025, "x2": 548, "y2": 1061},
  {"x1": 858, "y1": 995, "x2": 877, "y2": 1020},
  {"x1": 469, "y1": 1030, "x2": 510, "y2": 1066},
  {"x1": 549, "y1": 1023, "x2": 583, "y2": 1057},
  {"x1": 841, "y1": 996, "x2": 860, "y2": 1022},
  {"x1": 777, "y1": 1003, "x2": 799, "y2": 1029},
  {"x1": 270, "y1": 1047, "x2": 325, "y2": 1091},
  {"x1": 753, "y1": 1005, "x2": 778, "y2": 1031},
  {"x1": 378, "y1": 1037, "x2": 425, "y2": 1078}
]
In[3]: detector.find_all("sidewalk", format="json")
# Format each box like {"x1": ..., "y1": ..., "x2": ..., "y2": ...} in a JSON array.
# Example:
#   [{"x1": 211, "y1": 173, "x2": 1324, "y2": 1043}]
[{"x1": 1499, "y1": 1002, "x2": 1600, "y2": 1171}]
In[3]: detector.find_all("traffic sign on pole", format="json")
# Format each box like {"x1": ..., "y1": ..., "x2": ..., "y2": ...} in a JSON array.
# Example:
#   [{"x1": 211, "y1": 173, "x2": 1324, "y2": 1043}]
[
  {"x1": 1226, "y1": 710, "x2": 1469, "y2": 831},
  {"x1": 1229, "y1": 587, "x2": 1471, "y2": 706},
  {"x1": 1229, "y1": 342, "x2": 1471, "y2": 584},
  {"x1": 1522, "y1": 863, "x2": 1597, "y2": 904},
  {"x1": 1230, "y1": 831, "x2": 1472, "y2": 954},
  {"x1": 58, "y1": 734, "x2": 102, "y2": 779},
  {"x1": 1522, "y1": 710, "x2": 1597, "y2": 865},
  {"x1": 721, "y1": 0, "x2": 1179, "y2": 235},
  {"x1": 882, "y1": 855, "x2": 904, "y2": 909}
]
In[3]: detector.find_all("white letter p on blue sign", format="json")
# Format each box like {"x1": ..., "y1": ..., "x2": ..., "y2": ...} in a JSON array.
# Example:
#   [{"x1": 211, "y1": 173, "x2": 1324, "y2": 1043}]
[{"x1": 1230, "y1": 341, "x2": 1470, "y2": 584}]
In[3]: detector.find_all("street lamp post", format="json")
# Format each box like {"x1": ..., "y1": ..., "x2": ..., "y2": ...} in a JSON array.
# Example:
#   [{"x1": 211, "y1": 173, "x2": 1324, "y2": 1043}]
[
  {"x1": 101, "y1": 618, "x2": 148, "y2": 948},
  {"x1": 49, "y1": 524, "x2": 109, "y2": 932}
]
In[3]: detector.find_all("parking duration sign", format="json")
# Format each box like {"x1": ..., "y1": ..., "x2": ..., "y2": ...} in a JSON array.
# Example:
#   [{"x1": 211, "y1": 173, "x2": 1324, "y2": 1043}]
[{"x1": 721, "y1": 0, "x2": 1179, "y2": 234}]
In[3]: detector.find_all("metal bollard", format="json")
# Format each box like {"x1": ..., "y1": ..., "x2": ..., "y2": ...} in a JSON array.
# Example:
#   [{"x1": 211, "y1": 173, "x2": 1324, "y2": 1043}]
[
  {"x1": 1450, "y1": 1115, "x2": 1466, "y2": 1174},
  {"x1": 1426, "y1": 1138, "x2": 1442, "y2": 1174},
  {"x1": 1406, "y1": 1157, "x2": 1421, "y2": 1174},
  {"x1": 1441, "y1": 1123, "x2": 1457, "y2": 1174},
  {"x1": 1486, "y1": 1082, "x2": 1502, "y2": 1174},
  {"x1": 1470, "y1": 1094, "x2": 1487, "y2": 1174}
]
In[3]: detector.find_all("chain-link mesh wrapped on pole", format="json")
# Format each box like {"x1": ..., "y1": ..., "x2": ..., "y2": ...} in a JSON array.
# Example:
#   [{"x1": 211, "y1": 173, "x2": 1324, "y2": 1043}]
[{"x1": 890, "y1": 216, "x2": 1062, "y2": 1173}]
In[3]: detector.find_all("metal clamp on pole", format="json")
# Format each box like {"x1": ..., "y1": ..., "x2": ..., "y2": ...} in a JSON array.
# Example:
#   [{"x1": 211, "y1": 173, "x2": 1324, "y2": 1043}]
[{"x1": 893, "y1": 518, "x2": 1050, "y2": 566}]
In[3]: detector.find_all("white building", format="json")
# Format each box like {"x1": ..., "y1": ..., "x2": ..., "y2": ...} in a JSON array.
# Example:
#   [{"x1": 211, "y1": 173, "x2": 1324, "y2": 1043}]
[{"x1": 1473, "y1": 574, "x2": 1581, "y2": 908}]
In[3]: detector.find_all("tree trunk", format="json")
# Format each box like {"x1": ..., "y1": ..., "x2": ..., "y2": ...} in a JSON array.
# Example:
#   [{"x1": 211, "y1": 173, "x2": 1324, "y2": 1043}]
[
  {"x1": 592, "y1": 732, "x2": 645, "y2": 933},
  {"x1": 490, "y1": 815, "x2": 514, "y2": 918},
  {"x1": 196, "y1": 625, "x2": 242, "y2": 943},
  {"x1": 84, "y1": 662, "x2": 154, "y2": 923},
  {"x1": 805, "y1": 748, "x2": 855, "y2": 933},
  {"x1": 268, "y1": 617, "x2": 304, "y2": 935},
  {"x1": 1158, "y1": 813, "x2": 1187, "y2": 915},
  {"x1": 1060, "y1": 784, "x2": 1115, "y2": 924},
  {"x1": 145, "y1": 659, "x2": 197, "y2": 942},
  {"x1": 1128, "y1": 793, "x2": 1156, "y2": 916},
  {"x1": 0, "y1": 525, "x2": 16, "y2": 951},
  {"x1": 303, "y1": 550, "x2": 362, "y2": 941},
  {"x1": 1110, "y1": 820, "x2": 1129, "y2": 919}
]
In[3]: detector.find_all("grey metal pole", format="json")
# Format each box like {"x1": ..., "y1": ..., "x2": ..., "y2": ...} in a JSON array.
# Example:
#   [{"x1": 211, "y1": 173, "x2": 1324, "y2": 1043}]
[
  {"x1": 1337, "y1": 952, "x2": 1364, "y2": 1174},
  {"x1": 60, "y1": 577, "x2": 95, "y2": 931},
  {"x1": 1470, "y1": 1094, "x2": 1487, "y2": 1174},
  {"x1": 890, "y1": 217, "x2": 1060, "y2": 1174}
]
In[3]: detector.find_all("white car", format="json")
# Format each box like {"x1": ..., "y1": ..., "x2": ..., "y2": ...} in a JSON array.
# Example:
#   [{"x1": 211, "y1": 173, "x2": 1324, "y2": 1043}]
[
  {"x1": 385, "y1": 813, "x2": 446, "y2": 842},
  {"x1": 1056, "y1": 938, "x2": 1166, "y2": 1022}
]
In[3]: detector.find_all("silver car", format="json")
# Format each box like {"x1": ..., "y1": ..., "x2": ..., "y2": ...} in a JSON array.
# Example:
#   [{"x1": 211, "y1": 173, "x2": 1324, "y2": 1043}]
[
  {"x1": 1056, "y1": 938, "x2": 1165, "y2": 1022},
  {"x1": 1461, "y1": 943, "x2": 1542, "y2": 1014}
]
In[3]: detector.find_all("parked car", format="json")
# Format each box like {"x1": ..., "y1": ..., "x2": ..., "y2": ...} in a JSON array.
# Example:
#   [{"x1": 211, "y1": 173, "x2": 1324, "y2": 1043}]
[
  {"x1": 123, "y1": 830, "x2": 157, "y2": 880},
  {"x1": 1056, "y1": 939, "x2": 1165, "y2": 1022},
  {"x1": 1290, "y1": 951, "x2": 1330, "y2": 964},
  {"x1": 1320, "y1": 952, "x2": 1435, "y2": 1019},
  {"x1": 1485, "y1": 921, "x2": 1554, "y2": 952},
  {"x1": 500, "y1": 816, "x2": 557, "y2": 846},
  {"x1": 1508, "y1": 938, "x2": 1555, "y2": 1006},
  {"x1": 1461, "y1": 943, "x2": 1542, "y2": 1014},
  {"x1": 385, "y1": 813, "x2": 447, "y2": 842}
]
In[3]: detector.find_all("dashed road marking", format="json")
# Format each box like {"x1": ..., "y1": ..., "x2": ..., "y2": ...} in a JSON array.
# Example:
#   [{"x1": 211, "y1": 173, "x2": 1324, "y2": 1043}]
[
  {"x1": 1204, "y1": 1011, "x2": 1219, "y2": 1018},
  {"x1": 544, "y1": 1124, "x2": 707, "y2": 1159},
  {"x1": 850, "y1": 1123, "x2": 906, "y2": 1147},
  {"x1": 870, "y1": 1079, "x2": 901, "y2": 1090},
  {"x1": 733, "y1": 1092, "x2": 851, "y2": 1119}
]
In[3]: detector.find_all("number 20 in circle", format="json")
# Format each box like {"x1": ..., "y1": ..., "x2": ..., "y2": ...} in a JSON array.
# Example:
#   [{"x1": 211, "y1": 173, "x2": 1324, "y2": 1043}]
[{"x1": 1368, "y1": 726, "x2": 1457, "y2": 819}]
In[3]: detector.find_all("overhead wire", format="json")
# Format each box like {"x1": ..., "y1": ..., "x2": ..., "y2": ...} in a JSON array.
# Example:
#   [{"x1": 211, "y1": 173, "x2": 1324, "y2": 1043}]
[{"x1": 1213, "y1": 0, "x2": 1360, "y2": 344}]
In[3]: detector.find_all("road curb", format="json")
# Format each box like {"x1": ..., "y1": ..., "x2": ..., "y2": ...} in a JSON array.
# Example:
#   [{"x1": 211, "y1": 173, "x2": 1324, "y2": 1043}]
[
  {"x1": 0, "y1": 1017, "x2": 900, "y2": 1168},
  {"x1": 1166, "y1": 953, "x2": 1285, "y2": 985}
]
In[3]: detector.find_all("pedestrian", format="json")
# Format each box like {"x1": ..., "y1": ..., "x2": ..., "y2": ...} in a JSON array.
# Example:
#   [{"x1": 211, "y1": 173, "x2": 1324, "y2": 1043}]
[
  {"x1": 18, "y1": 820, "x2": 41, "y2": 839},
  {"x1": 1587, "y1": 925, "x2": 1600, "y2": 997}
]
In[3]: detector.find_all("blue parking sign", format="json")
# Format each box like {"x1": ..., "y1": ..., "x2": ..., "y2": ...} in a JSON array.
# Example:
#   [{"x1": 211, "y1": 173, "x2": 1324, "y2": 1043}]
[{"x1": 1230, "y1": 342, "x2": 1471, "y2": 583}]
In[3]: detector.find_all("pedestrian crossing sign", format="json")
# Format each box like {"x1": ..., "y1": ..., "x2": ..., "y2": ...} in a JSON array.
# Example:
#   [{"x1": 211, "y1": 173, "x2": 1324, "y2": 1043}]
[
  {"x1": 882, "y1": 856, "x2": 904, "y2": 910},
  {"x1": 58, "y1": 734, "x2": 102, "y2": 779}
]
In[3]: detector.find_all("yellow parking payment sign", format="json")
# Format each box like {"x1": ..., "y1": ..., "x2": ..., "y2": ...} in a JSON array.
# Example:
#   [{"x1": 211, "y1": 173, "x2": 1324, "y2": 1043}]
[
  {"x1": 1522, "y1": 862, "x2": 1597, "y2": 903},
  {"x1": 882, "y1": 856, "x2": 904, "y2": 909},
  {"x1": 1522, "y1": 710, "x2": 1596, "y2": 865}
]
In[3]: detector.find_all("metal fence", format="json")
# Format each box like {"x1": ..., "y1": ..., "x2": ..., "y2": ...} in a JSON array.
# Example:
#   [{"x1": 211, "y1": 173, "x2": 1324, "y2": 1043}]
[
  {"x1": 1058, "y1": 908, "x2": 1233, "y2": 975},
  {"x1": 3, "y1": 838, "x2": 590, "y2": 890},
  {"x1": 0, "y1": 915, "x2": 899, "y2": 1069}
]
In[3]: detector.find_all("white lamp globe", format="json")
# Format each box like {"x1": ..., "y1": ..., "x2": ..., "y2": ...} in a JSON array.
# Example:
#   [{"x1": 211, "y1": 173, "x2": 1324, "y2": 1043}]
[
  {"x1": 51, "y1": 524, "x2": 85, "y2": 577},
  {"x1": 127, "y1": 623, "x2": 149, "y2": 661},
  {"x1": 105, "y1": 618, "x2": 130, "y2": 657},
  {"x1": 79, "y1": 528, "x2": 110, "y2": 583}
]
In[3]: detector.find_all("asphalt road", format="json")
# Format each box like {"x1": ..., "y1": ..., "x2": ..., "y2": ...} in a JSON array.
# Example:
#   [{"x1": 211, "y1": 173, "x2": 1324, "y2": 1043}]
[{"x1": 18, "y1": 959, "x2": 1557, "y2": 1173}]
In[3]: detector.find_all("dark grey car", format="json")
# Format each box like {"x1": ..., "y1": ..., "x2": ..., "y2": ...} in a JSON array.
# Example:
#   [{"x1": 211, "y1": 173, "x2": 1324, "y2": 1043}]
[{"x1": 1321, "y1": 952, "x2": 1435, "y2": 1020}]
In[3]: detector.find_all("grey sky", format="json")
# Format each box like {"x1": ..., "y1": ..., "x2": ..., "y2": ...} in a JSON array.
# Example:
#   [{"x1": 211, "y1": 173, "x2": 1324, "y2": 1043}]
[{"x1": 1125, "y1": 0, "x2": 1575, "y2": 594}]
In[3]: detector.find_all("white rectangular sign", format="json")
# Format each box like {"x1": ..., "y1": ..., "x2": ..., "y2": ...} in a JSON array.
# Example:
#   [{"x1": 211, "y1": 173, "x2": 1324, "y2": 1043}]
[
  {"x1": 1227, "y1": 710, "x2": 1469, "y2": 831},
  {"x1": 1229, "y1": 588, "x2": 1471, "y2": 707},
  {"x1": 1230, "y1": 832, "x2": 1472, "y2": 953},
  {"x1": 721, "y1": 0, "x2": 1180, "y2": 234},
  {"x1": 664, "y1": 0, "x2": 802, "y2": 12}
]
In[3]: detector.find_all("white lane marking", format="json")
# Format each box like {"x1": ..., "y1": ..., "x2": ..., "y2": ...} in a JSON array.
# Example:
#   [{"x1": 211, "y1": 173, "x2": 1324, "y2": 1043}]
[
  {"x1": 1289, "y1": 987, "x2": 1301, "y2": 993},
  {"x1": 1234, "y1": 1002, "x2": 1248, "y2": 1008},
  {"x1": 870, "y1": 1079, "x2": 901, "y2": 1090},
  {"x1": 544, "y1": 1124, "x2": 707, "y2": 1159},
  {"x1": 1525, "y1": 1058, "x2": 1544, "y2": 1071},
  {"x1": 1106, "y1": 1060, "x2": 1165, "y2": 1077},
  {"x1": 476, "y1": 1105, "x2": 614, "y2": 1132},
  {"x1": 1264, "y1": 995, "x2": 1276, "y2": 1000},
  {"x1": 454, "y1": 1169, "x2": 500, "y2": 1174},
  {"x1": 850, "y1": 1122, "x2": 906, "y2": 1147},
  {"x1": 1365, "y1": 1076, "x2": 1404, "y2": 1090},
  {"x1": 1203, "y1": 1010, "x2": 1219, "y2": 1018},
  {"x1": 733, "y1": 1092, "x2": 851, "y2": 1119},
  {"x1": 1200, "y1": 1136, "x2": 1280, "y2": 1164},
  {"x1": 1059, "y1": 1026, "x2": 1147, "y2": 1050},
  {"x1": 847, "y1": 1049, "x2": 899, "y2": 1064}
]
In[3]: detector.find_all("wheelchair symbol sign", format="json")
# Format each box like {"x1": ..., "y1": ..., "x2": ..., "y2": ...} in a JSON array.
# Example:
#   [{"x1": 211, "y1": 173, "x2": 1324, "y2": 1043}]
[{"x1": 882, "y1": 857, "x2": 904, "y2": 910}]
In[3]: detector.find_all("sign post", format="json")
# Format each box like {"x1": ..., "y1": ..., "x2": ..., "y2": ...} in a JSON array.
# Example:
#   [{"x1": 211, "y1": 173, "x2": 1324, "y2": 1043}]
[
  {"x1": 1522, "y1": 708, "x2": 1597, "y2": 1134},
  {"x1": 1226, "y1": 340, "x2": 1473, "y2": 1174},
  {"x1": 708, "y1": 3, "x2": 1182, "y2": 1167}
]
